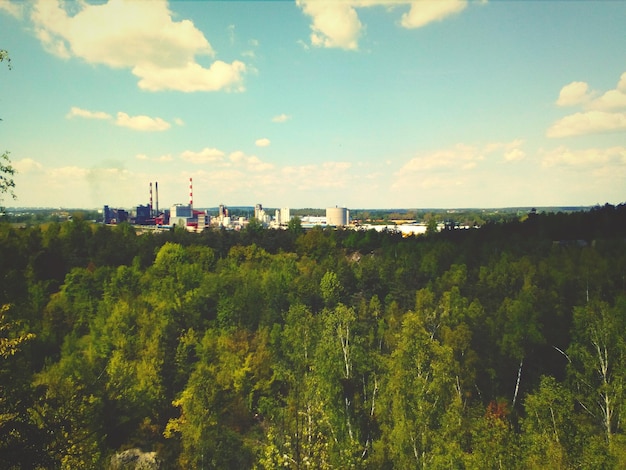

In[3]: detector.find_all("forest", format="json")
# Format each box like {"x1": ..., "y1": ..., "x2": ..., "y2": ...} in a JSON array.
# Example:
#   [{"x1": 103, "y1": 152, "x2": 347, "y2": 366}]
[{"x1": 1, "y1": 203, "x2": 626, "y2": 469}]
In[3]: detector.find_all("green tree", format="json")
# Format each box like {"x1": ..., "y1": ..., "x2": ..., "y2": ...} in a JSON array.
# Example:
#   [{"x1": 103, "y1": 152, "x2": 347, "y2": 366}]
[
  {"x1": 521, "y1": 376, "x2": 576, "y2": 469},
  {"x1": 264, "y1": 304, "x2": 316, "y2": 468},
  {"x1": 287, "y1": 215, "x2": 303, "y2": 234},
  {"x1": 0, "y1": 304, "x2": 35, "y2": 358},
  {"x1": 0, "y1": 152, "x2": 16, "y2": 209},
  {"x1": 320, "y1": 270, "x2": 342, "y2": 308},
  {"x1": 32, "y1": 333, "x2": 107, "y2": 469},
  {"x1": 377, "y1": 311, "x2": 459, "y2": 468},
  {"x1": 466, "y1": 400, "x2": 519, "y2": 469},
  {"x1": 568, "y1": 299, "x2": 625, "y2": 451},
  {"x1": 0, "y1": 303, "x2": 44, "y2": 468},
  {"x1": 164, "y1": 328, "x2": 255, "y2": 469}
]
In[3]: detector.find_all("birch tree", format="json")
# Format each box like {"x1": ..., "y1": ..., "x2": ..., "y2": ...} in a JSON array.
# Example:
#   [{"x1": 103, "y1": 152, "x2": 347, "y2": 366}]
[
  {"x1": 568, "y1": 300, "x2": 625, "y2": 449},
  {"x1": 380, "y1": 311, "x2": 457, "y2": 468}
]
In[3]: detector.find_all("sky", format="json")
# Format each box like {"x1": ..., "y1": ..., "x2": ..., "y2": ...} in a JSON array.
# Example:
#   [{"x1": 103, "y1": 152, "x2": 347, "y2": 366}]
[{"x1": 1, "y1": 0, "x2": 625, "y2": 210}]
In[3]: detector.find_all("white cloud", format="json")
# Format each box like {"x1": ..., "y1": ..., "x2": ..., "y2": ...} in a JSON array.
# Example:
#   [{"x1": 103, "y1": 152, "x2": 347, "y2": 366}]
[
  {"x1": 589, "y1": 89, "x2": 626, "y2": 111},
  {"x1": 137, "y1": 153, "x2": 173, "y2": 162},
  {"x1": 174, "y1": 118, "x2": 185, "y2": 126},
  {"x1": 547, "y1": 111, "x2": 626, "y2": 138},
  {"x1": 392, "y1": 140, "x2": 524, "y2": 193},
  {"x1": 398, "y1": 143, "x2": 485, "y2": 173},
  {"x1": 297, "y1": 0, "x2": 471, "y2": 50},
  {"x1": 272, "y1": 113, "x2": 291, "y2": 123},
  {"x1": 551, "y1": 72, "x2": 626, "y2": 141},
  {"x1": 0, "y1": 0, "x2": 22, "y2": 18},
  {"x1": 48, "y1": 165, "x2": 89, "y2": 180},
  {"x1": 618, "y1": 72, "x2": 626, "y2": 93},
  {"x1": 133, "y1": 59, "x2": 246, "y2": 93},
  {"x1": 297, "y1": 0, "x2": 362, "y2": 50},
  {"x1": 255, "y1": 138, "x2": 271, "y2": 147},
  {"x1": 66, "y1": 106, "x2": 112, "y2": 120},
  {"x1": 13, "y1": 158, "x2": 43, "y2": 173},
  {"x1": 556, "y1": 81, "x2": 592, "y2": 107},
  {"x1": 556, "y1": 74, "x2": 626, "y2": 111},
  {"x1": 541, "y1": 145, "x2": 626, "y2": 169},
  {"x1": 180, "y1": 147, "x2": 225, "y2": 164},
  {"x1": 229, "y1": 151, "x2": 274, "y2": 171},
  {"x1": 281, "y1": 161, "x2": 352, "y2": 190},
  {"x1": 115, "y1": 112, "x2": 171, "y2": 131},
  {"x1": 400, "y1": 0, "x2": 468, "y2": 29},
  {"x1": 322, "y1": 161, "x2": 352, "y2": 172},
  {"x1": 30, "y1": 0, "x2": 246, "y2": 92},
  {"x1": 68, "y1": 107, "x2": 173, "y2": 131},
  {"x1": 504, "y1": 148, "x2": 525, "y2": 162}
]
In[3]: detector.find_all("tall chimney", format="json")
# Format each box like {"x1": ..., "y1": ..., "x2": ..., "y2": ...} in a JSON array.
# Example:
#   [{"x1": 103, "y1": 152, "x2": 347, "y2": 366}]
[
  {"x1": 155, "y1": 181, "x2": 159, "y2": 214},
  {"x1": 149, "y1": 182, "x2": 153, "y2": 216},
  {"x1": 189, "y1": 177, "x2": 193, "y2": 209}
]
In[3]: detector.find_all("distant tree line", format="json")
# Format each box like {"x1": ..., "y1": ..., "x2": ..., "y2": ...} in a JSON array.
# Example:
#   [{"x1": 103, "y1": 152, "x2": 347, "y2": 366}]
[{"x1": 0, "y1": 203, "x2": 625, "y2": 468}]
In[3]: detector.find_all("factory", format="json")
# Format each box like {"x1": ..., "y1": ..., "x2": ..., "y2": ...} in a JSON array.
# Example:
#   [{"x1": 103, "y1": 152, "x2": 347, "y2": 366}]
[
  {"x1": 103, "y1": 178, "x2": 356, "y2": 234},
  {"x1": 104, "y1": 178, "x2": 209, "y2": 231}
]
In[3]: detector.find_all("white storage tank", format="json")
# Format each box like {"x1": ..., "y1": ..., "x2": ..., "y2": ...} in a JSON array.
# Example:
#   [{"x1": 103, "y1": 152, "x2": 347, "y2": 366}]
[{"x1": 326, "y1": 206, "x2": 349, "y2": 227}]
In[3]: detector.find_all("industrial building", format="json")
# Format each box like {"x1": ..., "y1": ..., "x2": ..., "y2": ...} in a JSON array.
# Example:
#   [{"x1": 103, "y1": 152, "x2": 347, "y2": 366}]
[
  {"x1": 103, "y1": 179, "x2": 211, "y2": 231},
  {"x1": 169, "y1": 178, "x2": 209, "y2": 231},
  {"x1": 103, "y1": 206, "x2": 129, "y2": 224},
  {"x1": 326, "y1": 206, "x2": 349, "y2": 227},
  {"x1": 103, "y1": 180, "x2": 366, "y2": 235},
  {"x1": 104, "y1": 181, "x2": 170, "y2": 227}
]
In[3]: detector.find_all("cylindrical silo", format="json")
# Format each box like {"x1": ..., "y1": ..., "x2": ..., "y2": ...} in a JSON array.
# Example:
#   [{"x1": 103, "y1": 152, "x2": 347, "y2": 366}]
[{"x1": 326, "y1": 207, "x2": 349, "y2": 226}]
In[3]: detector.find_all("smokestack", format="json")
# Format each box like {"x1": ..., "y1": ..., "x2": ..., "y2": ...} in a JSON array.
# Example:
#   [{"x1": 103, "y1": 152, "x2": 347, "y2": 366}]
[
  {"x1": 149, "y1": 182, "x2": 153, "y2": 216},
  {"x1": 155, "y1": 181, "x2": 159, "y2": 214},
  {"x1": 189, "y1": 177, "x2": 193, "y2": 208}
]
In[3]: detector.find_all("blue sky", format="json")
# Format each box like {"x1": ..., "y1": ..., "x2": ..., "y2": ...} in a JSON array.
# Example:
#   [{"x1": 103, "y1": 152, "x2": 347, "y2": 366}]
[{"x1": 1, "y1": 0, "x2": 625, "y2": 210}]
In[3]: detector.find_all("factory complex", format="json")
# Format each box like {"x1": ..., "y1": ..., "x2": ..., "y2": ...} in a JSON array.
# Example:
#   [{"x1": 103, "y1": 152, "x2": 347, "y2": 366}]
[{"x1": 103, "y1": 179, "x2": 355, "y2": 232}]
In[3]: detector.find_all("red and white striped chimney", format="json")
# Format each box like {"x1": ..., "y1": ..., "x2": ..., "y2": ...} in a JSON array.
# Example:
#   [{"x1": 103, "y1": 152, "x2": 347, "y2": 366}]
[
  {"x1": 189, "y1": 177, "x2": 193, "y2": 208},
  {"x1": 149, "y1": 182, "x2": 153, "y2": 215}
]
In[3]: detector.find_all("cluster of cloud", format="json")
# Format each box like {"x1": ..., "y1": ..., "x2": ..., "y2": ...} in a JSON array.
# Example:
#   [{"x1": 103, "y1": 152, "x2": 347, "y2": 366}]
[
  {"x1": 179, "y1": 147, "x2": 274, "y2": 173},
  {"x1": 272, "y1": 114, "x2": 291, "y2": 123},
  {"x1": 67, "y1": 106, "x2": 173, "y2": 132},
  {"x1": 0, "y1": 0, "x2": 22, "y2": 18},
  {"x1": 297, "y1": 0, "x2": 471, "y2": 50},
  {"x1": 548, "y1": 72, "x2": 626, "y2": 138},
  {"x1": 9, "y1": 0, "x2": 476, "y2": 95},
  {"x1": 390, "y1": 139, "x2": 525, "y2": 196},
  {"x1": 142, "y1": 145, "x2": 357, "y2": 193},
  {"x1": 541, "y1": 145, "x2": 626, "y2": 170},
  {"x1": 29, "y1": 0, "x2": 246, "y2": 92},
  {"x1": 396, "y1": 139, "x2": 525, "y2": 174},
  {"x1": 14, "y1": 137, "x2": 622, "y2": 209}
]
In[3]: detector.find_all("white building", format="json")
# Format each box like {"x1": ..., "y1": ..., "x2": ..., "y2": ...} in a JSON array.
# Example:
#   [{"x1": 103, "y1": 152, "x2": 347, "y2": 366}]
[{"x1": 276, "y1": 207, "x2": 290, "y2": 225}]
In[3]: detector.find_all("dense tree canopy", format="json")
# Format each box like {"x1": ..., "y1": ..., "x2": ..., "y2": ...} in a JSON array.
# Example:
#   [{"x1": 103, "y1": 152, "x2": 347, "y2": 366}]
[{"x1": 0, "y1": 204, "x2": 625, "y2": 468}]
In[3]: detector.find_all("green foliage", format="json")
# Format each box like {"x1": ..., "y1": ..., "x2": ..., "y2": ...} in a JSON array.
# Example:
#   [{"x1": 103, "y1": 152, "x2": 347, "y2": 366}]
[
  {"x1": 287, "y1": 215, "x2": 303, "y2": 233},
  {"x1": 521, "y1": 376, "x2": 577, "y2": 468},
  {"x1": 0, "y1": 304, "x2": 35, "y2": 358},
  {"x1": 0, "y1": 205, "x2": 625, "y2": 467},
  {"x1": 0, "y1": 152, "x2": 16, "y2": 207}
]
